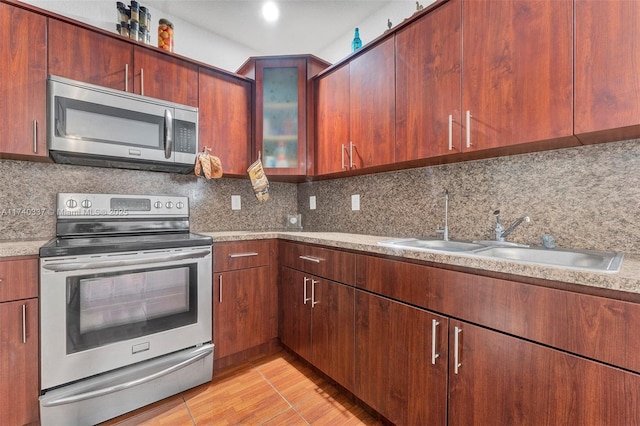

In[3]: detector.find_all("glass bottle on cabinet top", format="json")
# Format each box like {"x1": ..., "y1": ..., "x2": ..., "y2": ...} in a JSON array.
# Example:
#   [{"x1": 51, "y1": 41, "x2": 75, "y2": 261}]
[{"x1": 263, "y1": 67, "x2": 299, "y2": 169}]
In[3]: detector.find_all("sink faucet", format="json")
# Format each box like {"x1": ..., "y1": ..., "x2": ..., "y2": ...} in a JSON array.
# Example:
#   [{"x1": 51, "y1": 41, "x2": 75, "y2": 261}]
[
  {"x1": 436, "y1": 190, "x2": 449, "y2": 241},
  {"x1": 494, "y1": 210, "x2": 530, "y2": 242}
]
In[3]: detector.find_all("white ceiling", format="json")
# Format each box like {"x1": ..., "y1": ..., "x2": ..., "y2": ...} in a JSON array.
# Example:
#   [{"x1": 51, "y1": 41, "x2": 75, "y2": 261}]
[{"x1": 144, "y1": 1, "x2": 396, "y2": 56}]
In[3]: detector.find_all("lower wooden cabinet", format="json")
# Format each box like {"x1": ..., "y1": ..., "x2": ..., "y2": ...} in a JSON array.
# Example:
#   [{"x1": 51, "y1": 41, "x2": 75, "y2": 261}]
[
  {"x1": 212, "y1": 241, "x2": 277, "y2": 367},
  {"x1": 279, "y1": 266, "x2": 355, "y2": 391},
  {"x1": 355, "y1": 290, "x2": 447, "y2": 425},
  {"x1": 0, "y1": 257, "x2": 39, "y2": 426}
]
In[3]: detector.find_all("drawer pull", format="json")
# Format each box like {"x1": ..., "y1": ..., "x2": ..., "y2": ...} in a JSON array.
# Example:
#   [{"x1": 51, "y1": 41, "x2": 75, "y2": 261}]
[
  {"x1": 431, "y1": 319, "x2": 440, "y2": 365},
  {"x1": 454, "y1": 326, "x2": 462, "y2": 374},
  {"x1": 229, "y1": 252, "x2": 259, "y2": 258},
  {"x1": 299, "y1": 255, "x2": 321, "y2": 263},
  {"x1": 22, "y1": 304, "x2": 27, "y2": 344}
]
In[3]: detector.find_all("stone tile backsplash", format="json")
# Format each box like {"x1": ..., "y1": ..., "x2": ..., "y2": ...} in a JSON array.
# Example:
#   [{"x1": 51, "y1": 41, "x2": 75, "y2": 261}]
[
  {"x1": 2, "y1": 138, "x2": 640, "y2": 255},
  {"x1": 297, "y1": 139, "x2": 640, "y2": 255}
]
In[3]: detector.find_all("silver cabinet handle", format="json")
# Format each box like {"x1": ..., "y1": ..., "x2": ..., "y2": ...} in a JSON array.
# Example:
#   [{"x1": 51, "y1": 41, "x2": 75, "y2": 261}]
[
  {"x1": 311, "y1": 279, "x2": 319, "y2": 307},
  {"x1": 125, "y1": 63, "x2": 129, "y2": 92},
  {"x1": 349, "y1": 141, "x2": 354, "y2": 168},
  {"x1": 229, "y1": 252, "x2": 258, "y2": 258},
  {"x1": 33, "y1": 120, "x2": 38, "y2": 153},
  {"x1": 448, "y1": 115, "x2": 453, "y2": 151},
  {"x1": 219, "y1": 275, "x2": 223, "y2": 303},
  {"x1": 140, "y1": 68, "x2": 144, "y2": 96},
  {"x1": 431, "y1": 319, "x2": 440, "y2": 365},
  {"x1": 341, "y1": 144, "x2": 346, "y2": 169},
  {"x1": 303, "y1": 277, "x2": 311, "y2": 304},
  {"x1": 454, "y1": 326, "x2": 462, "y2": 374},
  {"x1": 22, "y1": 304, "x2": 27, "y2": 344},
  {"x1": 465, "y1": 110, "x2": 472, "y2": 148},
  {"x1": 299, "y1": 255, "x2": 321, "y2": 263}
]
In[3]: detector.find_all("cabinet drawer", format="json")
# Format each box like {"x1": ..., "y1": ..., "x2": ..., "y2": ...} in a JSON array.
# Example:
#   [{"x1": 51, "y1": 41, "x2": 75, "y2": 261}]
[
  {"x1": 213, "y1": 240, "x2": 273, "y2": 272},
  {"x1": 279, "y1": 241, "x2": 356, "y2": 285},
  {"x1": 0, "y1": 257, "x2": 38, "y2": 302}
]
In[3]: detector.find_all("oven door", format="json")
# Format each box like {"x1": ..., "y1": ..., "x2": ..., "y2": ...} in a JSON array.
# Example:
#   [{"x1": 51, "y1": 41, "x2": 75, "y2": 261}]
[{"x1": 40, "y1": 246, "x2": 212, "y2": 390}]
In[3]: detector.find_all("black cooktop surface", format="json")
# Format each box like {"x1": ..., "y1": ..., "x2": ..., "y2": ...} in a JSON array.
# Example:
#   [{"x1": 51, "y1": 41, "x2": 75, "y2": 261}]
[{"x1": 39, "y1": 232, "x2": 213, "y2": 257}]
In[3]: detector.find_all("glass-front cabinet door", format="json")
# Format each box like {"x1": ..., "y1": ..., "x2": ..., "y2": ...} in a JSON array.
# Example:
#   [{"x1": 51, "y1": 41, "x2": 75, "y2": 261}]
[{"x1": 238, "y1": 55, "x2": 330, "y2": 177}]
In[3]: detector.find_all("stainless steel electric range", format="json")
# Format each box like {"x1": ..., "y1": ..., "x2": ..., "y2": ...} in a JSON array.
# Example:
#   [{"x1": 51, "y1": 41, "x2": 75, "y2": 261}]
[{"x1": 39, "y1": 193, "x2": 213, "y2": 425}]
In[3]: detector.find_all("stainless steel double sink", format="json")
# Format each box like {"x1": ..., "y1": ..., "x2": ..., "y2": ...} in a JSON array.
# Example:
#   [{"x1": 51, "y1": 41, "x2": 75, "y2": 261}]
[{"x1": 378, "y1": 238, "x2": 624, "y2": 273}]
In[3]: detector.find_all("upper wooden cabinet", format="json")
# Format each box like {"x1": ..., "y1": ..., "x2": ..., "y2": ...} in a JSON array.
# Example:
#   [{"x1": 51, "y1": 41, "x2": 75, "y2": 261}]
[
  {"x1": 315, "y1": 39, "x2": 395, "y2": 175},
  {"x1": 461, "y1": 0, "x2": 574, "y2": 152},
  {"x1": 48, "y1": 18, "x2": 198, "y2": 107},
  {"x1": 396, "y1": 0, "x2": 462, "y2": 161},
  {"x1": 198, "y1": 67, "x2": 252, "y2": 176},
  {"x1": 574, "y1": 0, "x2": 640, "y2": 144},
  {"x1": 48, "y1": 18, "x2": 133, "y2": 91},
  {"x1": 238, "y1": 55, "x2": 330, "y2": 176},
  {"x1": 0, "y1": 3, "x2": 47, "y2": 160}
]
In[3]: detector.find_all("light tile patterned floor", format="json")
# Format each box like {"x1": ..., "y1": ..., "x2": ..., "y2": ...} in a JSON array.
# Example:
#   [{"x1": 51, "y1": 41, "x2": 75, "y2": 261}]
[{"x1": 101, "y1": 351, "x2": 382, "y2": 425}]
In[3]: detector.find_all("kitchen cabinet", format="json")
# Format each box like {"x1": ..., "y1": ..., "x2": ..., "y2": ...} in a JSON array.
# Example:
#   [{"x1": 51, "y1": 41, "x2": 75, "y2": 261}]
[
  {"x1": 198, "y1": 67, "x2": 252, "y2": 176},
  {"x1": 0, "y1": 257, "x2": 39, "y2": 425},
  {"x1": 448, "y1": 320, "x2": 640, "y2": 425},
  {"x1": 238, "y1": 56, "x2": 330, "y2": 176},
  {"x1": 355, "y1": 290, "x2": 447, "y2": 425},
  {"x1": 575, "y1": 0, "x2": 640, "y2": 144},
  {"x1": 278, "y1": 241, "x2": 356, "y2": 391},
  {"x1": 0, "y1": 3, "x2": 47, "y2": 159},
  {"x1": 47, "y1": 19, "x2": 198, "y2": 106},
  {"x1": 212, "y1": 241, "x2": 277, "y2": 368},
  {"x1": 315, "y1": 38, "x2": 395, "y2": 175},
  {"x1": 395, "y1": 0, "x2": 461, "y2": 161},
  {"x1": 461, "y1": 0, "x2": 574, "y2": 152}
]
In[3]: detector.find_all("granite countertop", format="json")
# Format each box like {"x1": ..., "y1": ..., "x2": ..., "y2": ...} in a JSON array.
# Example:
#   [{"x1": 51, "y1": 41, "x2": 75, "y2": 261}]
[{"x1": 3, "y1": 232, "x2": 639, "y2": 295}]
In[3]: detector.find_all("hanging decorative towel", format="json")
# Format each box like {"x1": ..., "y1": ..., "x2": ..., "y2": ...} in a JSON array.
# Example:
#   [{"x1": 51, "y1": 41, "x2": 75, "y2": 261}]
[
  {"x1": 194, "y1": 147, "x2": 223, "y2": 179},
  {"x1": 247, "y1": 156, "x2": 270, "y2": 202}
]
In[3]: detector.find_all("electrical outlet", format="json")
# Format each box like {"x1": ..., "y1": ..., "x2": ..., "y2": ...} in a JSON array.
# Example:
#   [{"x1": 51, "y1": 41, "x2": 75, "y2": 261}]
[
  {"x1": 309, "y1": 195, "x2": 316, "y2": 210},
  {"x1": 231, "y1": 195, "x2": 241, "y2": 210},
  {"x1": 351, "y1": 194, "x2": 360, "y2": 211}
]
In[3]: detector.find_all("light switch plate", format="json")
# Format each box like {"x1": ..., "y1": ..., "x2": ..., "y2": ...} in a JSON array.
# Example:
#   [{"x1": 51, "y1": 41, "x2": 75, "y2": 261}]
[
  {"x1": 309, "y1": 196, "x2": 316, "y2": 210},
  {"x1": 351, "y1": 194, "x2": 360, "y2": 211},
  {"x1": 231, "y1": 195, "x2": 241, "y2": 210}
]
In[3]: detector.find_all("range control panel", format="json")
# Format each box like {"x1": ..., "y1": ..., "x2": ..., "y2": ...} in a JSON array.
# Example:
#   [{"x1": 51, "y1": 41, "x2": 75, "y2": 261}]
[{"x1": 56, "y1": 193, "x2": 189, "y2": 218}]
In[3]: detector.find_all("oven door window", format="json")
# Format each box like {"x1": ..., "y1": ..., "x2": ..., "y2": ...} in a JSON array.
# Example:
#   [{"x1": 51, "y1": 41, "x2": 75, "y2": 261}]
[{"x1": 66, "y1": 264, "x2": 197, "y2": 354}]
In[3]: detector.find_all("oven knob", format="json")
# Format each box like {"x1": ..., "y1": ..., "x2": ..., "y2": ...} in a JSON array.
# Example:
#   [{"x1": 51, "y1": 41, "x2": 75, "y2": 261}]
[
  {"x1": 81, "y1": 199, "x2": 92, "y2": 208},
  {"x1": 66, "y1": 199, "x2": 78, "y2": 208},
  {"x1": 165, "y1": 201, "x2": 174, "y2": 209},
  {"x1": 176, "y1": 202, "x2": 185, "y2": 209},
  {"x1": 154, "y1": 201, "x2": 162, "y2": 209}
]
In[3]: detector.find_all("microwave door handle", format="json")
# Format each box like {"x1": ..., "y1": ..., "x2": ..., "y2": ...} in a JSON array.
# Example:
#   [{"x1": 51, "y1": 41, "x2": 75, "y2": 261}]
[
  {"x1": 164, "y1": 109, "x2": 173, "y2": 159},
  {"x1": 56, "y1": 99, "x2": 67, "y2": 137}
]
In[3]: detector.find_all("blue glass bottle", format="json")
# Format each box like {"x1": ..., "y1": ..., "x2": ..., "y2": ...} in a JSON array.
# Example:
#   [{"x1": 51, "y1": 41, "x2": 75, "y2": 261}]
[{"x1": 352, "y1": 28, "x2": 362, "y2": 52}]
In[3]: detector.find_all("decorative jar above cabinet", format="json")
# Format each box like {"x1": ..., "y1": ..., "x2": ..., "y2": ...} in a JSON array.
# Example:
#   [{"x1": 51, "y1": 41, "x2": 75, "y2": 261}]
[{"x1": 238, "y1": 55, "x2": 330, "y2": 177}]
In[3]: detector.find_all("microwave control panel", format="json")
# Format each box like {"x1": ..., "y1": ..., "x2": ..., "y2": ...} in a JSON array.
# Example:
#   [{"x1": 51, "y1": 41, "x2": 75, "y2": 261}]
[{"x1": 174, "y1": 120, "x2": 197, "y2": 154}]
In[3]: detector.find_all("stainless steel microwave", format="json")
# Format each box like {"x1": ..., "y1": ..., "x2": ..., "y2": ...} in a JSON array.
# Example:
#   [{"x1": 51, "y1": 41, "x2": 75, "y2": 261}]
[{"x1": 47, "y1": 75, "x2": 198, "y2": 173}]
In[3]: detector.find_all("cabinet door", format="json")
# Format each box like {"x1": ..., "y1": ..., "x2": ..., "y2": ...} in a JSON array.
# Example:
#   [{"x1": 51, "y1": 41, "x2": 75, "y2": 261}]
[
  {"x1": 310, "y1": 279, "x2": 355, "y2": 392},
  {"x1": 0, "y1": 299, "x2": 39, "y2": 425},
  {"x1": 449, "y1": 320, "x2": 640, "y2": 425},
  {"x1": 279, "y1": 267, "x2": 312, "y2": 362},
  {"x1": 315, "y1": 65, "x2": 350, "y2": 175},
  {"x1": 0, "y1": 3, "x2": 47, "y2": 159},
  {"x1": 462, "y1": 0, "x2": 573, "y2": 151},
  {"x1": 575, "y1": 0, "x2": 640, "y2": 144},
  {"x1": 133, "y1": 46, "x2": 198, "y2": 106},
  {"x1": 355, "y1": 291, "x2": 448, "y2": 426},
  {"x1": 213, "y1": 267, "x2": 277, "y2": 360},
  {"x1": 396, "y1": 0, "x2": 462, "y2": 161},
  {"x1": 48, "y1": 18, "x2": 134, "y2": 91},
  {"x1": 349, "y1": 38, "x2": 395, "y2": 169},
  {"x1": 199, "y1": 68, "x2": 252, "y2": 176}
]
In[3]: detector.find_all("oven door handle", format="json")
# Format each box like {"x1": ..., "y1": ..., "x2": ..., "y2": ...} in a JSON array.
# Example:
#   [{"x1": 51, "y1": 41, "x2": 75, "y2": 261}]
[
  {"x1": 40, "y1": 343, "x2": 213, "y2": 407},
  {"x1": 42, "y1": 250, "x2": 211, "y2": 272}
]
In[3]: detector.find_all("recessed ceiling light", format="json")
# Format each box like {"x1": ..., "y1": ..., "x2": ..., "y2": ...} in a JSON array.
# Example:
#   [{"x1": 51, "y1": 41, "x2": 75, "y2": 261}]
[{"x1": 262, "y1": 1, "x2": 279, "y2": 22}]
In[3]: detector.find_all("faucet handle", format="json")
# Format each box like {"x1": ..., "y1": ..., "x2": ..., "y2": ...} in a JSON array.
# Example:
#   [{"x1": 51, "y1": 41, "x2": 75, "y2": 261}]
[{"x1": 493, "y1": 210, "x2": 502, "y2": 224}]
